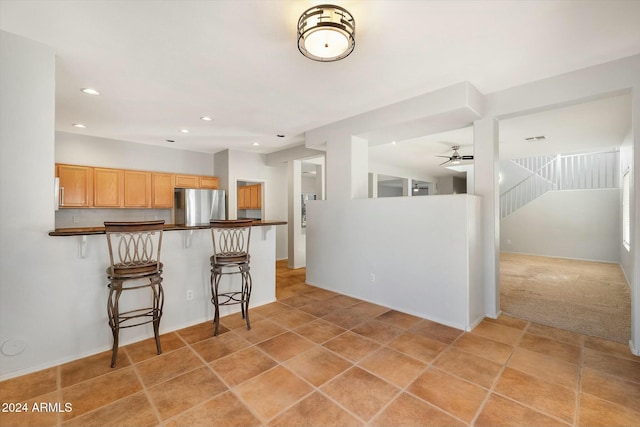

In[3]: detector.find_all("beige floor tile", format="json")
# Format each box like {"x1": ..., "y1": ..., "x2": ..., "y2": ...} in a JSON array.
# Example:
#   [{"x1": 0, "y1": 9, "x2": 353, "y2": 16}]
[
  {"x1": 475, "y1": 393, "x2": 569, "y2": 427},
  {"x1": 321, "y1": 366, "x2": 399, "y2": 422},
  {"x1": 252, "y1": 301, "x2": 293, "y2": 318},
  {"x1": 233, "y1": 318, "x2": 287, "y2": 344},
  {"x1": 61, "y1": 367, "x2": 141, "y2": 421},
  {"x1": 351, "y1": 319, "x2": 403, "y2": 344},
  {"x1": 375, "y1": 310, "x2": 422, "y2": 329},
  {"x1": 452, "y1": 333, "x2": 514, "y2": 364},
  {"x1": 323, "y1": 331, "x2": 380, "y2": 362},
  {"x1": 578, "y1": 392, "x2": 640, "y2": 427},
  {"x1": 471, "y1": 321, "x2": 524, "y2": 345},
  {"x1": 256, "y1": 331, "x2": 315, "y2": 362},
  {"x1": 63, "y1": 391, "x2": 157, "y2": 427},
  {"x1": 433, "y1": 347, "x2": 503, "y2": 388},
  {"x1": 508, "y1": 347, "x2": 579, "y2": 389},
  {"x1": 583, "y1": 336, "x2": 640, "y2": 361},
  {"x1": 269, "y1": 391, "x2": 362, "y2": 427},
  {"x1": 407, "y1": 368, "x2": 488, "y2": 423},
  {"x1": 494, "y1": 367, "x2": 575, "y2": 423},
  {"x1": 583, "y1": 348, "x2": 640, "y2": 383},
  {"x1": 322, "y1": 308, "x2": 371, "y2": 329},
  {"x1": 165, "y1": 391, "x2": 261, "y2": 427},
  {"x1": 0, "y1": 391, "x2": 59, "y2": 427},
  {"x1": 269, "y1": 309, "x2": 317, "y2": 329},
  {"x1": 176, "y1": 321, "x2": 220, "y2": 344},
  {"x1": 210, "y1": 346, "x2": 277, "y2": 387},
  {"x1": 517, "y1": 333, "x2": 581, "y2": 365},
  {"x1": 581, "y1": 367, "x2": 640, "y2": 413},
  {"x1": 0, "y1": 366, "x2": 57, "y2": 402},
  {"x1": 235, "y1": 366, "x2": 313, "y2": 420},
  {"x1": 350, "y1": 301, "x2": 390, "y2": 317},
  {"x1": 387, "y1": 332, "x2": 447, "y2": 363},
  {"x1": 220, "y1": 310, "x2": 264, "y2": 329},
  {"x1": 123, "y1": 332, "x2": 185, "y2": 364},
  {"x1": 370, "y1": 392, "x2": 465, "y2": 427},
  {"x1": 409, "y1": 319, "x2": 463, "y2": 344},
  {"x1": 190, "y1": 331, "x2": 250, "y2": 362},
  {"x1": 484, "y1": 314, "x2": 529, "y2": 330},
  {"x1": 284, "y1": 346, "x2": 351, "y2": 387},
  {"x1": 294, "y1": 319, "x2": 346, "y2": 344},
  {"x1": 358, "y1": 347, "x2": 427, "y2": 388},
  {"x1": 134, "y1": 346, "x2": 203, "y2": 387},
  {"x1": 526, "y1": 322, "x2": 585, "y2": 347},
  {"x1": 147, "y1": 366, "x2": 227, "y2": 420},
  {"x1": 60, "y1": 350, "x2": 130, "y2": 387}
]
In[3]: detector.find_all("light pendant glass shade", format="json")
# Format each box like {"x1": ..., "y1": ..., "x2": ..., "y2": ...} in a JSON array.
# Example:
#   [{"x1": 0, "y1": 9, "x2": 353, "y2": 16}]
[{"x1": 298, "y1": 4, "x2": 355, "y2": 62}]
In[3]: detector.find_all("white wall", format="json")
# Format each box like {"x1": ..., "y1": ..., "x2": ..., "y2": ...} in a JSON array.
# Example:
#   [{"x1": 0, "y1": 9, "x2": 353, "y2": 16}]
[
  {"x1": 306, "y1": 195, "x2": 483, "y2": 330},
  {"x1": 620, "y1": 128, "x2": 634, "y2": 284},
  {"x1": 225, "y1": 149, "x2": 288, "y2": 260},
  {"x1": 56, "y1": 131, "x2": 214, "y2": 174},
  {"x1": 501, "y1": 189, "x2": 620, "y2": 262}
]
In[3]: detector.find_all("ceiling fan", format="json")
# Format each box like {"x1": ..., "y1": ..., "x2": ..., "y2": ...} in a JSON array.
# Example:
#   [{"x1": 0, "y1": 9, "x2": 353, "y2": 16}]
[{"x1": 436, "y1": 145, "x2": 474, "y2": 166}]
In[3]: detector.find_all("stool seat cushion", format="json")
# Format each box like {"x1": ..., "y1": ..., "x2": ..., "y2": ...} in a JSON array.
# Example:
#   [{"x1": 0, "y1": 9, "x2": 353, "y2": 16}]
[
  {"x1": 107, "y1": 261, "x2": 163, "y2": 278},
  {"x1": 210, "y1": 253, "x2": 249, "y2": 265}
]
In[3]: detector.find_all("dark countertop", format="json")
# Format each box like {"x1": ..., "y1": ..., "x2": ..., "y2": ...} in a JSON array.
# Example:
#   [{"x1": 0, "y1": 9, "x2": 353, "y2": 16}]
[{"x1": 49, "y1": 220, "x2": 287, "y2": 236}]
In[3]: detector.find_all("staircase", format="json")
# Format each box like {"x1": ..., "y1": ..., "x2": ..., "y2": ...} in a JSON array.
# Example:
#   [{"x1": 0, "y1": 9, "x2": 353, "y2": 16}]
[{"x1": 500, "y1": 151, "x2": 619, "y2": 219}]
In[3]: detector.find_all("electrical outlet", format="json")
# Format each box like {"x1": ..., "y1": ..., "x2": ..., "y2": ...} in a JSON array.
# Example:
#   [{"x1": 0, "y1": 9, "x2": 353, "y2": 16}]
[
  {"x1": 369, "y1": 273, "x2": 375, "y2": 283},
  {"x1": 186, "y1": 290, "x2": 194, "y2": 301}
]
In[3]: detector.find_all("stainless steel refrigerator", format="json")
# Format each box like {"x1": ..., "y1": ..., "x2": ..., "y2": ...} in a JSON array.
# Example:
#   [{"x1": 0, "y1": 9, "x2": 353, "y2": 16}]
[{"x1": 174, "y1": 189, "x2": 226, "y2": 225}]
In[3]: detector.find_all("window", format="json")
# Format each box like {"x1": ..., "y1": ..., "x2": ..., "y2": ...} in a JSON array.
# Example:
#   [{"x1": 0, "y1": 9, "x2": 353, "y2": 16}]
[{"x1": 622, "y1": 168, "x2": 631, "y2": 251}]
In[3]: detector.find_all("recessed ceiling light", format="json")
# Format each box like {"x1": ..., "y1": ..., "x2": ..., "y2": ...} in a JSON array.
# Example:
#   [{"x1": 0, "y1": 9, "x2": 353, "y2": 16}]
[
  {"x1": 180, "y1": 129, "x2": 189, "y2": 133},
  {"x1": 80, "y1": 88, "x2": 100, "y2": 95},
  {"x1": 252, "y1": 142, "x2": 260, "y2": 146},
  {"x1": 200, "y1": 116, "x2": 212, "y2": 121},
  {"x1": 72, "y1": 123, "x2": 86, "y2": 128},
  {"x1": 391, "y1": 141, "x2": 397, "y2": 145}
]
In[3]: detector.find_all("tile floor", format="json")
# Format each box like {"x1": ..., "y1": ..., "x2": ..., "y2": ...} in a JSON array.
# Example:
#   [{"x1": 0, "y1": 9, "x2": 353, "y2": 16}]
[{"x1": 2, "y1": 261, "x2": 640, "y2": 426}]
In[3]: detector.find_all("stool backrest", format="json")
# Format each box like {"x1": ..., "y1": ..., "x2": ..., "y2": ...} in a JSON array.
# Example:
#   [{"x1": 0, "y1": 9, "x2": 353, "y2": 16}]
[
  {"x1": 210, "y1": 220, "x2": 253, "y2": 264},
  {"x1": 105, "y1": 220, "x2": 164, "y2": 274}
]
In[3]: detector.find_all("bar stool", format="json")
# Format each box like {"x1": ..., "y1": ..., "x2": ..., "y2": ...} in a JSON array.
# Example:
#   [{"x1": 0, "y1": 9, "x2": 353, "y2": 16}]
[
  {"x1": 210, "y1": 220, "x2": 253, "y2": 336},
  {"x1": 104, "y1": 220, "x2": 165, "y2": 367}
]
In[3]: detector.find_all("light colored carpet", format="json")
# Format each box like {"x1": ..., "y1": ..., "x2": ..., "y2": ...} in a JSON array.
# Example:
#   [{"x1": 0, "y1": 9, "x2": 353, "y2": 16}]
[{"x1": 500, "y1": 253, "x2": 631, "y2": 343}]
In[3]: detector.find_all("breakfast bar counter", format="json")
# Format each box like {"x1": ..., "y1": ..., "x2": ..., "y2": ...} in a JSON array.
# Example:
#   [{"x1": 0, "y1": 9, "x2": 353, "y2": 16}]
[{"x1": 45, "y1": 220, "x2": 286, "y2": 353}]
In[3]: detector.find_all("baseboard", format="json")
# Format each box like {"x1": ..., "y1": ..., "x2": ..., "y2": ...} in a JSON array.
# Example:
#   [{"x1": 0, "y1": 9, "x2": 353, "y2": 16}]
[{"x1": 629, "y1": 340, "x2": 640, "y2": 356}]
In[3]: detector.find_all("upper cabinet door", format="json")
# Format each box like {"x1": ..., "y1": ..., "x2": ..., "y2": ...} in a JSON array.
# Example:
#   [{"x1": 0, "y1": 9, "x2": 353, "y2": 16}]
[
  {"x1": 56, "y1": 164, "x2": 93, "y2": 207},
  {"x1": 151, "y1": 173, "x2": 174, "y2": 208},
  {"x1": 199, "y1": 176, "x2": 219, "y2": 189},
  {"x1": 124, "y1": 170, "x2": 151, "y2": 207},
  {"x1": 94, "y1": 168, "x2": 123, "y2": 207},
  {"x1": 174, "y1": 174, "x2": 198, "y2": 188}
]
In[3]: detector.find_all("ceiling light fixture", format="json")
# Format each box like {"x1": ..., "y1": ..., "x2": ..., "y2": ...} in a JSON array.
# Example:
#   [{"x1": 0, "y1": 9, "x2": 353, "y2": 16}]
[
  {"x1": 72, "y1": 123, "x2": 86, "y2": 128},
  {"x1": 180, "y1": 129, "x2": 189, "y2": 133},
  {"x1": 80, "y1": 88, "x2": 100, "y2": 95},
  {"x1": 252, "y1": 142, "x2": 260, "y2": 146},
  {"x1": 297, "y1": 4, "x2": 355, "y2": 62},
  {"x1": 200, "y1": 116, "x2": 212, "y2": 121}
]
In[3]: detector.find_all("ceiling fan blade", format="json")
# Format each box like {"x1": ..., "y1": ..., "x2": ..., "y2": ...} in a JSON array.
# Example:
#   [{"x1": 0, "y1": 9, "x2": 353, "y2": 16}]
[
  {"x1": 439, "y1": 159, "x2": 451, "y2": 166},
  {"x1": 461, "y1": 156, "x2": 474, "y2": 160},
  {"x1": 435, "y1": 155, "x2": 452, "y2": 159}
]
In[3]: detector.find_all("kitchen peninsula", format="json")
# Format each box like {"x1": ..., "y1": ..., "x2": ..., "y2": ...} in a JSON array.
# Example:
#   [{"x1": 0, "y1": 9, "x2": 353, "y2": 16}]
[{"x1": 47, "y1": 220, "x2": 286, "y2": 358}]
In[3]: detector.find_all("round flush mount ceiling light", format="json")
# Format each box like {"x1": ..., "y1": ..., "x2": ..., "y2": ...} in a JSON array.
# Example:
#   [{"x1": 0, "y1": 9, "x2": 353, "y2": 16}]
[
  {"x1": 80, "y1": 88, "x2": 100, "y2": 95},
  {"x1": 252, "y1": 142, "x2": 260, "y2": 146},
  {"x1": 72, "y1": 123, "x2": 86, "y2": 128},
  {"x1": 200, "y1": 116, "x2": 212, "y2": 121},
  {"x1": 297, "y1": 4, "x2": 355, "y2": 62},
  {"x1": 180, "y1": 129, "x2": 189, "y2": 134}
]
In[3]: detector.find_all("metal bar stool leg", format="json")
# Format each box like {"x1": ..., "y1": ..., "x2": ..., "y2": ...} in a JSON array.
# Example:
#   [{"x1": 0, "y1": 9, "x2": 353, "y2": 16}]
[
  {"x1": 210, "y1": 267, "x2": 222, "y2": 336},
  {"x1": 151, "y1": 278, "x2": 164, "y2": 355},
  {"x1": 107, "y1": 284, "x2": 123, "y2": 368}
]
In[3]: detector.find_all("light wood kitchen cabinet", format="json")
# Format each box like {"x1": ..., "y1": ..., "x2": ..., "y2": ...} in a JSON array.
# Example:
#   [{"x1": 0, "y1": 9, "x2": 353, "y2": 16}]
[
  {"x1": 124, "y1": 170, "x2": 151, "y2": 207},
  {"x1": 237, "y1": 183, "x2": 261, "y2": 210},
  {"x1": 151, "y1": 173, "x2": 174, "y2": 208},
  {"x1": 175, "y1": 174, "x2": 219, "y2": 189},
  {"x1": 174, "y1": 174, "x2": 199, "y2": 188},
  {"x1": 93, "y1": 168, "x2": 123, "y2": 207},
  {"x1": 199, "y1": 176, "x2": 219, "y2": 189},
  {"x1": 56, "y1": 164, "x2": 93, "y2": 208}
]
